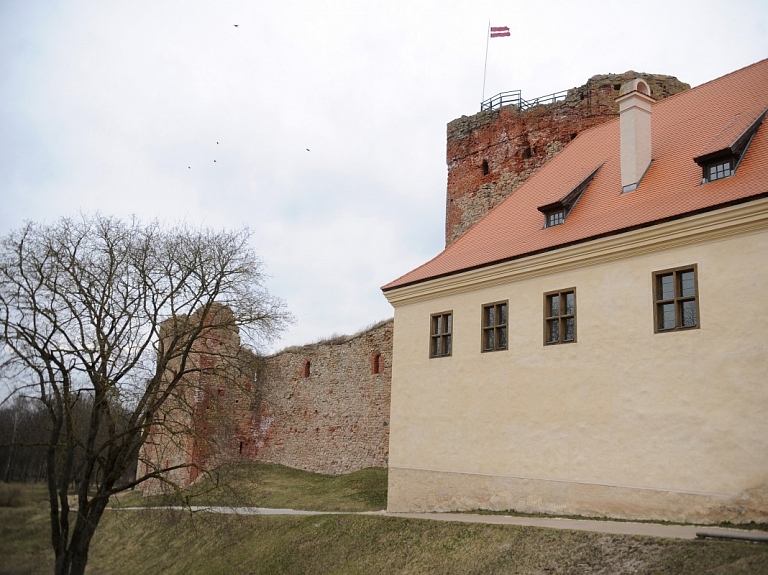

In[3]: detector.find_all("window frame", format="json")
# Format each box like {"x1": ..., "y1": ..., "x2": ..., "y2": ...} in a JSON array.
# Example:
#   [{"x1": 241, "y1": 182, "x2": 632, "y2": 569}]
[
  {"x1": 545, "y1": 209, "x2": 565, "y2": 228},
  {"x1": 481, "y1": 300, "x2": 508, "y2": 353},
  {"x1": 429, "y1": 311, "x2": 453, "y2": 358},
  {"x1": 543, "y1": 288, "x2": 577, "y2": 345},
  {"x1": 652, "y1": 265, "x2": 700, "y2": 333},
  {"x1": 705, "y1": 157, "x2": 734, "y2": 182}
]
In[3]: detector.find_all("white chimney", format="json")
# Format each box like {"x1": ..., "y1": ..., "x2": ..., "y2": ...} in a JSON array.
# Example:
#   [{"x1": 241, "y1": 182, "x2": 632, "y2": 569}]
[{"x1": 616, "y1": 78, "x2": 655, "y2": 192}]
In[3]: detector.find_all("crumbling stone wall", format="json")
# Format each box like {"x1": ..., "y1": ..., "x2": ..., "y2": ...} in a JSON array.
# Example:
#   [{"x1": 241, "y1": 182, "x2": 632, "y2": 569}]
[
  {"x1": 139, "y1": 315, "x2": 393, "y2": 493},
  {"x1": 254, "y1": 320, "x2": 392, "y2": 474},
  {"x1": 445, "y1": 72, "x2": 690, "y2": 245},
  {"x1": 138, "y1": 304, "x2": 260, "y2": 494}
]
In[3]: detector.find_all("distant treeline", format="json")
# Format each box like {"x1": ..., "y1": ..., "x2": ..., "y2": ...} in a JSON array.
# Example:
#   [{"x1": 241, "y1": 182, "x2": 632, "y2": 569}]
[
  {"x1": 0, "y1": 397, "x2": 48, "y2": 482},
  {"x1": 0, "y1": 395, "x2": 138, "y2": 485}
]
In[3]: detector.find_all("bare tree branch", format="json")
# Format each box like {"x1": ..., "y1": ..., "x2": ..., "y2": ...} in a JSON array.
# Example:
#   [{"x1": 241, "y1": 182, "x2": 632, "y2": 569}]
[{"x1": 0, "y1": 214, "x2": 292, "y2": 575}]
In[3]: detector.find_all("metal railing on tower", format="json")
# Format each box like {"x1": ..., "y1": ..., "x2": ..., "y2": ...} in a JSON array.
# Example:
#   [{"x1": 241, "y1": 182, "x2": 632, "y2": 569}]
[{"x1": 481, "y1": 89, "x2": 569, "y2": 112}]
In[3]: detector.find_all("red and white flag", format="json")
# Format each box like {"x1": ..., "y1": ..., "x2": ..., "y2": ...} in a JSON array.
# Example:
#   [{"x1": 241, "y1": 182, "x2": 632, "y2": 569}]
[{"x1": 490, "y1": 26, "x2": 510, "y2": 38}]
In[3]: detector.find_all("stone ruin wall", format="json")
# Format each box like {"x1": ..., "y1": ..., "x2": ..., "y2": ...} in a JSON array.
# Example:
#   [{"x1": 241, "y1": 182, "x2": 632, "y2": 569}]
[
  {"x1": 254, "y1": 319, "x2": 392, "y2": 474},
  {"x1": 138, "y1": 306, "x2": 262, "y2": 494},
  {"x1": 139, "y1": 317, "x2": 393, "y2": 493},
  {"x1": 445, "y1": 72, "x2": 690, "y2": 246}
]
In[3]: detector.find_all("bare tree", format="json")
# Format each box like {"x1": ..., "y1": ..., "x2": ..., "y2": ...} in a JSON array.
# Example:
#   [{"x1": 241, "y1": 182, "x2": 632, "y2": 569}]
[{"x1": 0, "y1": 214, "x2": 292, "y2": 575}]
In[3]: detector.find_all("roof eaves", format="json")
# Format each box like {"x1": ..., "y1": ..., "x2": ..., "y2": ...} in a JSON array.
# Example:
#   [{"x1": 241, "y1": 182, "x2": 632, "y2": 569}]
[{"x1": 381, "y1": 191, "x2": 768, "y2": 293}]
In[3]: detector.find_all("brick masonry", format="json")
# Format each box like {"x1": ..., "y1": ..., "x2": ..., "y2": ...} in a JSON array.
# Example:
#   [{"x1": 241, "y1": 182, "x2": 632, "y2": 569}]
[
  {"x1": 445, "y1": 72, "x2": 690, "y2": 246},
  {"x1": 138, "y1": 305, "x2": 262, "y2": 493},
  {"x1": 253, "y1": 320, "x2": 392, "y2": 474},
  {"x1": 139, "y1": 316, "x2": 392, "y2": 493}
]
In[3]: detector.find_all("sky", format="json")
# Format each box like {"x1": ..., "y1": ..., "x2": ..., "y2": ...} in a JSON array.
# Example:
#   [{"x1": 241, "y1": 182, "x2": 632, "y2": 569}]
[{"x1": 1, "y1": 0, "x2": 766, "y2": 353}]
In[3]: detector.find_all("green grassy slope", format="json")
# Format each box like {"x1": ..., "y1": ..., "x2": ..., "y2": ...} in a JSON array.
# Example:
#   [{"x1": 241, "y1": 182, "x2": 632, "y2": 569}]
[
  {"x1": 2, "y1": 465, "x2": 767, "y2": 575},
  {"x1": 111, "y1": 463, "x2": 387, "y2": 511}
]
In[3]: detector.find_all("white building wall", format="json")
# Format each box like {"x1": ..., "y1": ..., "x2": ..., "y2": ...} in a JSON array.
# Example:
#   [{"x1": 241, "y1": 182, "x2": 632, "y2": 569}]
[{"x1": 386, "y1": 207, "x2": 768, "y2": 522}]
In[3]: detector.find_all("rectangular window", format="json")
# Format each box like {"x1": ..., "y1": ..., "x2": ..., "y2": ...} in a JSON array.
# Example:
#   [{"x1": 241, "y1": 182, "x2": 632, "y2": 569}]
[
  {"x1": 544, "y1": 289, "x2": 576, "y2": 345},
  {"x1": 653, "y1": 266, "x2": 699, "y2": 332},
  {"x1": 482, "y1": 301, "x2": 508, "y2": 352},
  {"x1": 430, "y1": 311, "x2": 452, "y2": 358},
  {"x1": 546, "y1": 210, "x2": 565, "y2": 227},
  {"x1": 706, "y1": 158, "x2": 733, "y2": 182}
]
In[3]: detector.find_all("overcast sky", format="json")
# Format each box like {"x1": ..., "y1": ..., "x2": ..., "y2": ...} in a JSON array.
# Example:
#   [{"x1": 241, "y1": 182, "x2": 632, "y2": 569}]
[{"x1": 1, "y1": 0, "x2": 766, "y2": 353}]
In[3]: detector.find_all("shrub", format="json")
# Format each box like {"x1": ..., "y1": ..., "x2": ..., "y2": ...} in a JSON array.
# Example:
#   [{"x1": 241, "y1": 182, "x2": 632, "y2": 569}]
[{"x1": 0, "y1": 483, "x2": 28, "y2": 507}]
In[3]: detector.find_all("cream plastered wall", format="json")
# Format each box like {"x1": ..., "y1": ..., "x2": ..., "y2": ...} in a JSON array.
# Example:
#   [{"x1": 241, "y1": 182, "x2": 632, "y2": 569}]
[{"x1": 385, "y1": 200, "x2": 768, "y2": 522}]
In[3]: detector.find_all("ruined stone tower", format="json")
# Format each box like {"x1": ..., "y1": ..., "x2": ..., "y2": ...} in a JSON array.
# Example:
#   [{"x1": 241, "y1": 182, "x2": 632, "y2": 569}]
[{"x1": 445, "y1": 72, "x2": 690, "y2": 246}]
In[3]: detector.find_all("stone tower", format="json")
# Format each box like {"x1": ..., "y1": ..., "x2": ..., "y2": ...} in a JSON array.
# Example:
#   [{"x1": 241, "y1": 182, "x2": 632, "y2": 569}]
[{"x1": 445, "y1": 72, "x2": 690, "y2": 246}]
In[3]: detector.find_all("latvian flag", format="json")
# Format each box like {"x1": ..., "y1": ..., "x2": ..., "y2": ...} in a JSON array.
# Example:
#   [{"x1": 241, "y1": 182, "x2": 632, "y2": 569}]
[{"x1": 490, "y1": 26, "x2": 510, "y2": 38}]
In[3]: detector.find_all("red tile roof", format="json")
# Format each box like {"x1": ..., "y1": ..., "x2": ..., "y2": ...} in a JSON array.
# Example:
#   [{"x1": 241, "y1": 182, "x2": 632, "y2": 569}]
[{"x1": 383, "y1": 59, "x2": 768, "y2": 291}]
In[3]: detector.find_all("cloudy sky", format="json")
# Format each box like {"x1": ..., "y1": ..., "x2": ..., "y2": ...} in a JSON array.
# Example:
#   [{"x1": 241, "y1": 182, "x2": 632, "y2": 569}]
[{"x1": 1, "y1": 0, "x2": 766, "y2": 353}]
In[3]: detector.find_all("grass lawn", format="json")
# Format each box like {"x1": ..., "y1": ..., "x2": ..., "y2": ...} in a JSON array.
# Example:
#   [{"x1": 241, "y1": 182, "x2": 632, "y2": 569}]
[
  {"x1": 110, "y1": 463, "x2": 387, "y2": 511},
  {"x1": 2, "y1": 465, "x2": 768, "y2": 575}
]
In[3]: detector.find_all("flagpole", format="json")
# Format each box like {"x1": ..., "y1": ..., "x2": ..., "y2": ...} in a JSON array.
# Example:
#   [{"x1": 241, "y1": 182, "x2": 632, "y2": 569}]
[{"x1": 482, "y1": 20, "x2": 490, "y2": 107}]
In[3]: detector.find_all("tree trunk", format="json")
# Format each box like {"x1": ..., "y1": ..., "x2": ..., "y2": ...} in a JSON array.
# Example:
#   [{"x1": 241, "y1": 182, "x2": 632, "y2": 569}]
[{"x1": 53, "y1": 498, "x2": 108, "y2": 575}]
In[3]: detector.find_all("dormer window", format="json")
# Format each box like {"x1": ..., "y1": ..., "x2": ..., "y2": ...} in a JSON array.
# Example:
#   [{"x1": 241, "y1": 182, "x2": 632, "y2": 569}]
[
  {"x1": 545, "y1": 210, "x2": 565, "y2": 227},
  {"x1": 706, "y1": 157, "x2": 733, "y2": 182},
  {"x1": 538, "y1": 164, "x2": 602, "y2": 228},
  {"x1": 695, "y1": 108, "x2": 766, "y2": 184},
  {"x1": 696, "y1": 150, "x2": 739, "y2": 185}
]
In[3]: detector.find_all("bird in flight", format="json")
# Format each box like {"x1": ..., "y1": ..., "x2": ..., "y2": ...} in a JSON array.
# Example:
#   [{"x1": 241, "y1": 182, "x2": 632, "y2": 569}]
[
  {"x1": 214, "y1": 160, "x2": 217, "y2": 163},
  {"x1": 306, "y1": 148, "x2": 310, "y2": 152},
  {"x1": 234, "y1": 24, "x2": 239, "y2": 27}
]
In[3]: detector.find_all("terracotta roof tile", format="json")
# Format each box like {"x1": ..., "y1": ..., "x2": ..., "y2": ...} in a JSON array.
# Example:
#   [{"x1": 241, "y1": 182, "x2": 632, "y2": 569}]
[
  {"x1": 383, "y1": 58, "x2": 768, "y2": 291},
  {"x1": 695, "y1": 105, "x2": 767, "y2": 159}
]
